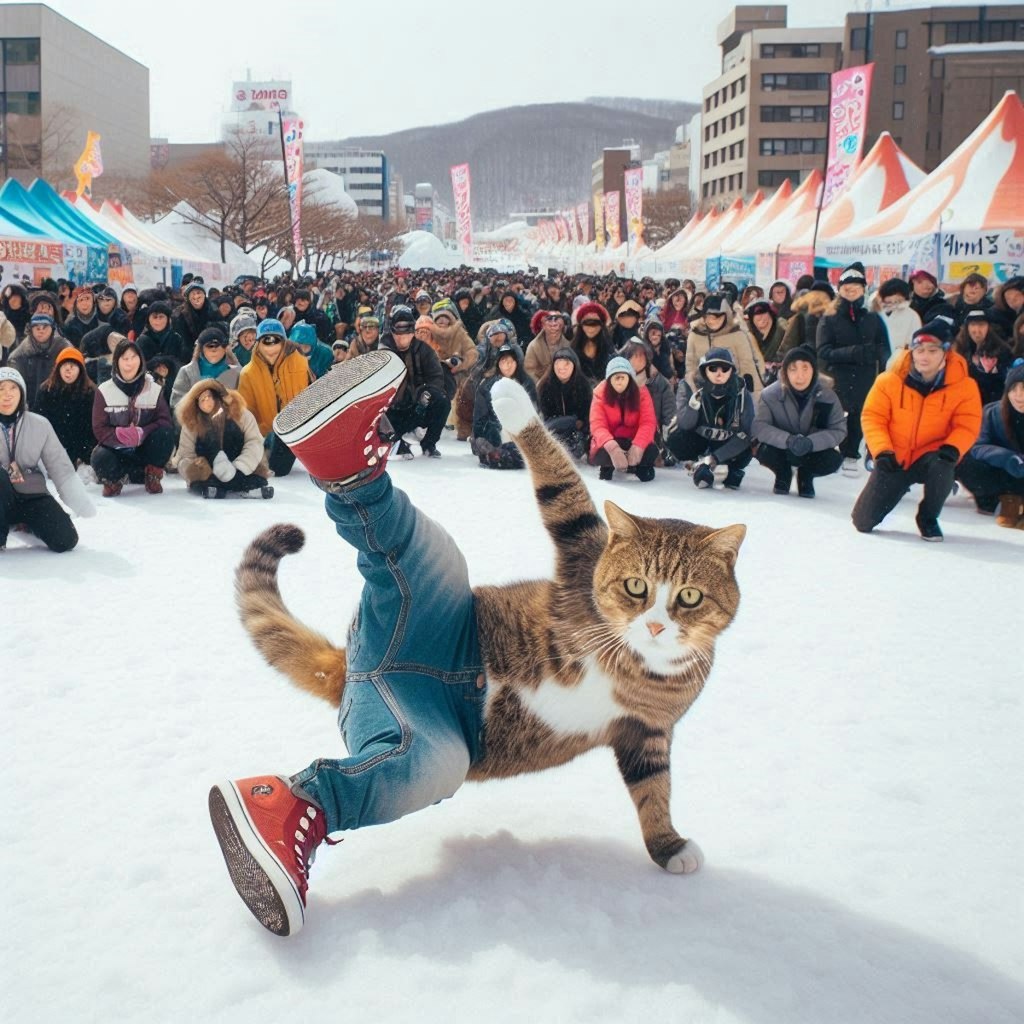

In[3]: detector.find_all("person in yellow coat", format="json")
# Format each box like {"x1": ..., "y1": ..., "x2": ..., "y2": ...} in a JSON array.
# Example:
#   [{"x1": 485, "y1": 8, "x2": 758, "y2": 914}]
[{"x1": 236, "y1": 318, "x2": 312, "y2": 476}]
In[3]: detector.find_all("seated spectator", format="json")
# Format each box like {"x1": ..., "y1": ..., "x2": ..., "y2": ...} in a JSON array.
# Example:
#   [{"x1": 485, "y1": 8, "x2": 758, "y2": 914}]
[
  {"x1": 875, "y1": 278, "x2": 921, "y2": 366},
  {"x1": 289, "y1": 322, "x2": 334, "y2": 380},
  {"x1": 685, "y1": 294, "x2": 765, "y2": 396},
  {"x1": 589, "y1": 356, "x2": 658, "y2": 483},
  {"x1": 954, "y1": 310, "x2": 1012, "y2": 405},
  {"x1": 909, "y1": 269, "x2": 955, "y2": 323},
  {"x1": 472, "y1": 340, "x2": 537, "y2": 469},
  {"x1": 668, "y1": 347, "x2": 754, "y2": 490},
  {"x1": 753, "y1": 346, "x2": 846, "y2": 498},
  {"x1": 852, "y1": 319, "x2": 983, "y2": 541},
  {"x1": 137, "y1": 301, "x2": 188, "y2": 364},
  {"x1": 780, "y1": 280, "x2": 834, "y2": 356},
  {"x1": 90, "y1": 337, "x2": 175, "y2": 497},
  {"x1": 0, "y1": 366, "x2": 94, "y2": 552},
  {"x1": 457, "y1": 319, "x2": 513, "y2": 442},
  {"x1": 427, "y1": 298, "x2": 478, "y2": 400},
  {"x1": 525, "y1": 309, "x2": 571, "y2": 383},
  {"x1": 992, "y1": 276, "x2": 1024, "y2": 335},
  {"x1": 641, "y1": 316, "x2": 675, "y2": 384},
  {"x1": 768, "y1": 280, "x2": 793, "y2": 320},
  {"x1": 662, "y1": 287, "x2": 691, "y2": 335},
  {"x1": 955, "y1": 360, "x2": 1024, "y2": 524},
  {"x1": 620, "y1": 338, "x2": 676, "y2": 466},
  {"x1": 171, "y1": 327, "x2": 241, "y2": 409},
  {"x1": 229, "y1": 310, "x2": 259, "y2": 367},
  {"x1": 536, "y1": 347, "x2": 592, "y2": 461},
  {"x1": 8, "y1": 313, "x2": 70, "y2": 401},
  {"x1": 570, "y1": 302, "x2": 614, "y2": 384},
  {"x1": 610, "y1": 299, "x2": 644, "y2": 350},
  {"x1": 951, "y1": 271, "x2": 993, "y2": 329},
  {"x1": 236, "y1": 318, "x2": 312, "y2": 477},
  {"x1": 176, "y1": 379, "x2": 273, "y2": 499},
  {"x1": 345, "y1": 312, "x2": 382, "y2": 359},
  {"x1": 147, "y1": 354, "x2": 178, "y2": 409},
  {"x1": 743, "y1": 298, "x2": 786, "y2": 385},
  {"x1": 33, "y1": 347, "x2": 96, "y2": 467},
  {"x1": 380, "y1": 305, "x2": 449, "y2": 460}
]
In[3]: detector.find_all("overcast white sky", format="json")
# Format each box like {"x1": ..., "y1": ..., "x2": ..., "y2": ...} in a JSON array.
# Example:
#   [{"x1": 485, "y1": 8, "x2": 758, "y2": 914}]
[{"x1": 42, "y1": 0, "x2": 978, "y2": 142}]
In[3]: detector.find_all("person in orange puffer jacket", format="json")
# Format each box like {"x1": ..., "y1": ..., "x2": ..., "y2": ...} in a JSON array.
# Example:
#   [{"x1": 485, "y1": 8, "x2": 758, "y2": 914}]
[{"x1": 852, "y1": 318, "x2": 982, "y2": 541}]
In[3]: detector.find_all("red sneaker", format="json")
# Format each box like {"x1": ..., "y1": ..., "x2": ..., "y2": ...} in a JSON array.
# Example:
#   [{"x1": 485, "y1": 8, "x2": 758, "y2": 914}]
[
  {"x1": 273, "y1": 350, "x2": 406, "y2": 487},
  {"x1": 208, "y1": 775, "x2": 327, "y2": 936},
  {"x1": 102, "y1": 479, "x2": 124, "y2": 498},
  {"x1": 144, "y1": 465, "x2": 164, "y2": 494}
]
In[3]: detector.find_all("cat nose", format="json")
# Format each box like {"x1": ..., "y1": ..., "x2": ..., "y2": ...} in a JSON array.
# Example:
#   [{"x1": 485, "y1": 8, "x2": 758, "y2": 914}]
[{"x1": 647, "y1": 621, "x2": 665, "y2": 638}]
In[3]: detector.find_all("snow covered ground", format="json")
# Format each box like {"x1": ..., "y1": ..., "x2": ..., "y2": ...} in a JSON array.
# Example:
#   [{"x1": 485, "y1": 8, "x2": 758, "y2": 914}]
[{"x1": 4, "y1": 438, "x2": 1022, "y2": 1024}]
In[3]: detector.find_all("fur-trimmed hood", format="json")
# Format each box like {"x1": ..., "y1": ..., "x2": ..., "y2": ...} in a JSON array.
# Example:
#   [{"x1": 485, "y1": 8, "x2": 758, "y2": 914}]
[
  {"x1": 176, "y1": 379, "x2": 250, "y2": 435},
  {"x1": 790, "y1": 290, "x2": 833, "y2": 318}
]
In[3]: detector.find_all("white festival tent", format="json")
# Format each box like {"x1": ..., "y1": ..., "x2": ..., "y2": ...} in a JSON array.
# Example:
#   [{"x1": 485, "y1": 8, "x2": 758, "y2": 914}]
[{"x1": 820, "y1": 90, "x2": 1024, "y2": 278}]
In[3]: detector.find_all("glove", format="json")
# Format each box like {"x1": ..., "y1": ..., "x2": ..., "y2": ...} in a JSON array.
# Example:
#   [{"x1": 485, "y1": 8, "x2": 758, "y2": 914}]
[
  {"x1": 447, "y1": 355, "x2": 462, "y2": 368},
  {"x1": 65, "y1": 477, "x2": 96, "y2": 519},
  {"x1": 1005, "y1": 453, "x2": 1024, "y2": 478},
  {"x1": 212, "y1": 451, "x2": 237, "y2": 482},
  {"x1": 786, "y1": 434, "x2": 813, "y2": 458},
  {"x1": 627, "y1": 444, "x2": 644, "y2": 467},
  {"x1": 114, "y1": 425, "x2": 144, "y2": 448},
  {"x1": 687, "y1": 389, "x2": 702, "y2": 410},
  {"x1": 936, "y1": 444, "x2": 960, "y2": 465},
  {"x1": 416, "y1": 389, "x2": 432, "y2": 411},
  {"x1": 875, "y1": 451, "x2": 900, "y2": 473},
  {"x1": 605, "y1": 440, "x2": 628, "y2": 472}
]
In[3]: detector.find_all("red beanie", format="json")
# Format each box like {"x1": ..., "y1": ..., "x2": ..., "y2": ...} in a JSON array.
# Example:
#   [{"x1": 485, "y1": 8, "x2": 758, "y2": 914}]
[{"x1": 573, "y1": 301, "x2": 610, "y2": 326}]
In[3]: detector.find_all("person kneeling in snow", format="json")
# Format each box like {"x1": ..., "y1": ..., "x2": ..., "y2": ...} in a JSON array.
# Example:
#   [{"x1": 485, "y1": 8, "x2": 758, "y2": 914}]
[
  {"x1": 752, "y1": 346, "x2": 846, "y2": 498},
  {"x1": 0, "y1": 367, "x2": 94, "y2": 552},
  {"x1": 472, "y1": 340, "x2": 537, "y2": 469},
  {"x1": 176, "y1": 379, "x2": 273, "y2": 499},
  {"x1": 667, "y1": 348, "x2": 754, "y2": 490}
]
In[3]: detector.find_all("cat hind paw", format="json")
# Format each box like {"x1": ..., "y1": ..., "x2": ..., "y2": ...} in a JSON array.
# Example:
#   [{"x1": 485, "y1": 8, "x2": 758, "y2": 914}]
[
  {"x1": 665, "y1": 839, "x2": 704, "y2": 875},
  {"x1": 491, "y1": 378, "x2": 539, "y2": 436}
]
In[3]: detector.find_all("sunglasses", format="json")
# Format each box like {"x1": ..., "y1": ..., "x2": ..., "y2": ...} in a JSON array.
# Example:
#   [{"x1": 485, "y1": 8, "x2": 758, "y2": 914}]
[
  {"x1": 543, "y1": 314, "x2": 562, "y2": 322},
  {"x1": 618, "y1": 311, "x2": 638, "y2": 318},
  {"x1": 704, "y1": 363, "x2": 733, "y2": 374},
  {"x1": 580, "y1": 320, "x2": 603, "y2": 327},
  {"x1": 392, "y1": 327, "x2": 414, "y2": 335},
  {"x1": 259, "y1": 338, "x2": 283, "y2": 345},
  {"x1": 203, "y1": 342, "x2": 227, "y2": 349}
]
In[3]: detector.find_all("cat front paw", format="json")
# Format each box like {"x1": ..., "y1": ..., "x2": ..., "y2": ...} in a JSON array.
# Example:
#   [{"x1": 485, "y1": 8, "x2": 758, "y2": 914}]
[
  {"x1": 664, "y1": 839, "x2": 704, "y2": 875},
  {"x1": 491, "y1": 378, "x2": 539, "y2": 436}
]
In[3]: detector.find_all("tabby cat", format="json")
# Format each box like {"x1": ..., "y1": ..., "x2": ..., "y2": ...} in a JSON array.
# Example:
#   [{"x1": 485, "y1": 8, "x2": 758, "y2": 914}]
[{"x1": 236, "y1": 378, "x2": 745, "y2": 873}]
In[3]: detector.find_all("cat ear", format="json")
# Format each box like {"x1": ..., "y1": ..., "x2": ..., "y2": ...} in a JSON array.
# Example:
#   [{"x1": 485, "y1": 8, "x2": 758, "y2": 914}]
[
  {"x1": 701, "y1": 524, "x2": 746, "y2": 565},
  {"x1": 604, "y1": 501, "x2": 641, "y2": 540}
]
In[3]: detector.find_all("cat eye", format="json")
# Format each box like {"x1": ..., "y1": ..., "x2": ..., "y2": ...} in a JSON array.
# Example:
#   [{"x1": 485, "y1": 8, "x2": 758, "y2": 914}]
[
  {"x1": 623, "y1": 577, "x2": 648, "y2": 598},
  {"x1": 677, "y1": 587, "x2": 704, "y2": 608}
]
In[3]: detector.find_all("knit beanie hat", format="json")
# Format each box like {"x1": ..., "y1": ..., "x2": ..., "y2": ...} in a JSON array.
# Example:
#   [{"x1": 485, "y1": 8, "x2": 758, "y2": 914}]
[
  {"x1": 701, "y1": 293, "x2": 728, "y2": 315},
  {"x1": 30, "y1": 313, "x2": 55, "y2": 328},
  {"x1": 878, "y1": 277, "x2": 911, "y2": 300},
  {"x1": 229, "y1": 311, "x2": 258, "y2": 341},
  {"x1": 809, "y1": 280, "x2": 836, "y2": 299},
  {"x1": 256, "y1": 318, "x2": 286, "y2": 340},
  {"x1": 288, "y1": 322, "x2": 316, "y2": 348},
  {"x1": 0, "y1": 366, "x2": 27, "y2": 399},
  {"x1": 605, "y1": 355, "x2": 636, "y2": 380},
  {"x1": 55, "y1": 347, "x2": 86, "y2": 369},
  {"x1": 198, "y1": 326, "x2": 227, "y2": 348},
  {"x1": 911, "y1": 317, "x2": 955, "y2": 349},
  {"x1": 1004, "y1": 358, "x2": 1024, "y2": 395},
  {"x1": 486, "y1": 318, "x2": 513, "y2": 340},
  {"x1": 909, "y1": 269, "x2": 938, "y2": 287},
  {"x1": 389, "y1": 305, "x2": 416, "y2": 331},
  {"x1": 838, "y1": 262, "x2": 867, "y2": 288}
]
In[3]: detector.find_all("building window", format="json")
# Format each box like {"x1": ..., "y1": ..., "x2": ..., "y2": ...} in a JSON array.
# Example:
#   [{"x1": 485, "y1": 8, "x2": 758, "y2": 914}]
[
  {"x1": 761, "y1": 42, "x2": 822, "y2": 59},
  {"x1": 850, "y1": 27, "x2": 868, "y2": 51},
  {"x1": 703, "y1": 183, "x2": 710, "y2": 198},
  {"x1": 740, "y1": 76, "x2": 746, "y2": 94},
  {"x1": 761, "y1": 44, "x2": 776, "y2": 58},
  {"x1": 895, "y1": 29, "x2": 908, "y2": 48},
  {"x1": 930, "y1": 59, "x2": 944, "y2": 79},
  {"x1": 893, "y1": 101, "x2": 904, "y2": 120},
  {"x1": 759, "y1": 137, "x2": 827, "y2": 156},
  {"x1": 761, "y1": 73, "x2": 830, "y2": 91},
  {"x1": 761, "y1": 105, "x2": 829, "y2": 123},
  {"x1": 943, "y1": 22, "x2": 978, "y2": 44},
  {"x1": 737, "y1": 172, "x2": 744, "y2": 191},
  {"x1": 758, "y1": 170, "x2": 800, "y2": 188},
  {"x1": 705, "y1": 97, "x2": 712, "y2": 113},
  {"x1": 894, "y1": 65, "x2": 906, "y2": 86}
]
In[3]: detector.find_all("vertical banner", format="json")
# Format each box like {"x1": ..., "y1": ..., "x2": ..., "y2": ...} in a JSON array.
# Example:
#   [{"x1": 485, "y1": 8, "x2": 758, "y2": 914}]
[
  {"x1": 623, "y1": 168, "x2": 644, "y2": 250},
  {"x1": 605, "y1": 191, "x2": 622, "y2": 248},
  {"x1": 555, "y1": 218, "x2": 566, "y2": 243},
  {"x1": 73, "y1": 131, "x2": 103, "y2": 198},
  {"x1": 281, "y1": 115, "x2": 304, "y2": 261},
  {"x1": 593, "y1": 191, "x2": 605, "y2": 249},
  {"x1": 577, "y1": 201, "x2": 590, "y2": 245},
  {"x1": 822, "y1": 63, "x2": 874, "y2": 208},
  {"x1": 449, "y1": 163, "x2": 473, "y2": 259}
]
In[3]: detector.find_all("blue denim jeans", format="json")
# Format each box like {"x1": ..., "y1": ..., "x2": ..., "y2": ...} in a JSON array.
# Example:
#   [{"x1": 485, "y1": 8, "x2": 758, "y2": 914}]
[{"x1": 291, "y1": 474, "x2": 486, "y2": 834}]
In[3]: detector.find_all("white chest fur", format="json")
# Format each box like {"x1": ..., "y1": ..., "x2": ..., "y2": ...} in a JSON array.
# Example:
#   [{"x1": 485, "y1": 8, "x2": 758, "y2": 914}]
[{"x1": 515, "y1": 656, "x2": 624, "y2": 736}]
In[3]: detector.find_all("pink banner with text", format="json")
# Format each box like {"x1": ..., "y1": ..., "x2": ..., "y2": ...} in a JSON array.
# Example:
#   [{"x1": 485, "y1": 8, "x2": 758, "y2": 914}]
[
  {"x1": 449, "y1": 163, "x2": 473, "y2": 259},
  {"x1": 822, "y1": 63, "x2": 874, "y2": 208}
]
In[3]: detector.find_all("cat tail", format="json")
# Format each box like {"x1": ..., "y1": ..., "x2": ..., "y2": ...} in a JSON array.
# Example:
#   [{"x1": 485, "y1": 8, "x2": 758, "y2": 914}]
[{"x1": 235, "y1": 524, "x2": 347, "y2": 706}]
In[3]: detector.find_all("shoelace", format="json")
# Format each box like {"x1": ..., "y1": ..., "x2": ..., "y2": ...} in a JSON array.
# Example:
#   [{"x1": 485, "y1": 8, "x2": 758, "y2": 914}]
[{"x1": 291, "y1": 805, "x2": 340, "y2": 882}]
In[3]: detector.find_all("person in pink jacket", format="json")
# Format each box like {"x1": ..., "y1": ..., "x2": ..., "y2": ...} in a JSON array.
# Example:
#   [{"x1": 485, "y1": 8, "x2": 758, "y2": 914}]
[{"x1": 588, "y1": 356, "x2": 658, "y2": 482}]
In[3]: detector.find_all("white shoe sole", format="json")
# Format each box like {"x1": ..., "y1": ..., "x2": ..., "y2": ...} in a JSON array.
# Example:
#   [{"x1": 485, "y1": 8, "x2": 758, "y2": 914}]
[
  {"x1": 208, "y1": 780, "x2": 304, "y2": 937},
  {"x1": 273, "y1": 350, "x2": 406, "y2": 448}
]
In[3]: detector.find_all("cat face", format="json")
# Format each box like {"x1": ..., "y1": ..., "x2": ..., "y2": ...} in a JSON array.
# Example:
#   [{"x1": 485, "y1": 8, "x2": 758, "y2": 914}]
[{"x1": 592, "y1": 502, "x2": 745, "y2": 676}]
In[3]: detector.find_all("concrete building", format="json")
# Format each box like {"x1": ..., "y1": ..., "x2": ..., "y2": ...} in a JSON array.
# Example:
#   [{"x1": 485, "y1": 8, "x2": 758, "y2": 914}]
[
  {"x1": 698, "y1": 6, "x2": 843, "y2": 211},
  {"x1": 0, "y1": 3, "x2": 149, "y2": 183},
  {"x1": 844, "y1": 4, "x2": 1024, "y2": 172},
  {"x1": 304, "y1": 144, "x2": 389, "y2": 219}
]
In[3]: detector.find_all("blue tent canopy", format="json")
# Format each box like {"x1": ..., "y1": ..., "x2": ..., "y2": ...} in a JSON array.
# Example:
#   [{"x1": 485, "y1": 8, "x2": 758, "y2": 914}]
[
  {"x1": 0, "y1": 179, "x2": 104, "y2": 247},
  {"x1": 28, "y1": 179, "x2": 116, "y2": 248}
]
